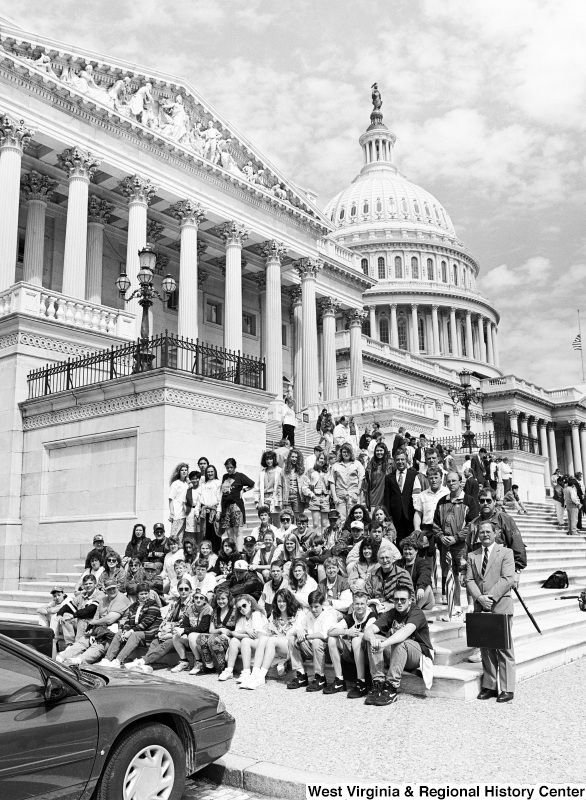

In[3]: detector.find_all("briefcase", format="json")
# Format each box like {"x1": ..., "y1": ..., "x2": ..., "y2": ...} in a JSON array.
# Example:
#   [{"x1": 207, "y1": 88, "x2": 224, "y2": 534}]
[{"x1": 465, "y1": 613, "x2": 512, "y2": 649}]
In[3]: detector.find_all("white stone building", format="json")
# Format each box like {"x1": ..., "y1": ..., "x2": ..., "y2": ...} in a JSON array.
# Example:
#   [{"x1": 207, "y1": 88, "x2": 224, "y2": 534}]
[{"x1": 0, "y1": 16, "x2": 584, "y2": 588}]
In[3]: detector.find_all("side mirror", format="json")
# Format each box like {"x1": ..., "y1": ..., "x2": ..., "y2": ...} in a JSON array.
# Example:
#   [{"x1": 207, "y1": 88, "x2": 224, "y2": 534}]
[{"x1": 45, "y1": 675, "x2": 68, "y2": 703}]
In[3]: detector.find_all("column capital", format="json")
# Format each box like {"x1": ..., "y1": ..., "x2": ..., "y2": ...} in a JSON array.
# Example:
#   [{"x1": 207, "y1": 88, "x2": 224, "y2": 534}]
[
  {"x1": 0, "y1": 115, "x2": 34, "y2": 152},
  {"x1": 198, "y1": 268, "x2": 209, "y2": 289},
  {"x1": 410, "y1": 302, "x2": 418, "y2": 311},
  {"x1": 197, "y1": 240, "x2": 207, "y2": 258},
  {"x1": 120, "y1": 175, "x2": 157, "y2": 204},
  {"x1": 465, "y1": 309, "x2": 472, "y2": 318},
  {"x1": 431, "y1": 304, "x2": 439, "y2": 311},
  {"x1": 260, "y1": 239, "x2": 287, "y2": 262},
  {"x1": 346, "y1": 307, "x2": 367, "y2": 327},
  {"x1": 289, "y1": 285, "x2": 303, "y2": 306},
  {"x1": 318, "y1": 297, "x2": 340, "y2": 317},
  {"x1": 146, "y1": 220, "x2": 164, "y2": 245},
  {"x1": 547, "y1": 421, "x2": 556, "y2": 431},
  {"x1": 337, "y1": 373, "x2": 349, "y2": 387},
  {"x1": 569, "y1": 419, "x2": 581, "y2": 428},
  {"x1": 20, "y1": 170, "x2": 57, "y2": 202},
  {"x1": 507, "y1": 410, "x2": 520, "y2": 419},
  {"x1": 87, "y1": 196, "x2": 113, "y2": 224},
  {"x1": 172, "y1": 199, "x2": 207, "y2": 228},
  {"x1": 221, "y1": 220, "x2": 249, "y2": 246},
  {"x1": 295, "y1": 257, "x2": 323, "y2": 279},
  {"x1": 450, "y1": 306, "x2": 457, "y2": 313},
  {"x1": 390, "y1": 303, "x2": 398, "y2": 310},
  {"x1": 155, "y1": 253, "x2": 169, "y2": 274},
  {"x1": 251, "y1": 272, "x2": 266, "y2": 291},
  {"x1": 58, "y1": 147, "x2": 100, "y2": 180}
]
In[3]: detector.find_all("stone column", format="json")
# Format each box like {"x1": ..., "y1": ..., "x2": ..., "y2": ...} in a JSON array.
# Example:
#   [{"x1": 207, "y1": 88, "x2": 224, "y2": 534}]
[
  {"x1": 508, "y1": 410, "x2": 519, "y2": 448},
  {"x1": 172, "y1": 200, "x2": 206, "y2": 341},
  {"x1": 538, "y1": 421, "x2": 551, "y2": 492},
  {"x1": 390, "y1": 303, "x2": 398, "y2": 348},
  {"x1": 449, "y1": 307, "x2": 459, "y2": 356},
  {"x1": 465, "y1": 310, "x2": 474, "y2": 359},
  {"x1": 491, "y1": 323, "x2": 500, "y2": 368},
  {"x1": 296, "y1": 258, "x2": 322, "y2": 407},
  {"x1": 253, "y1": 273, "x2": 267, "y2": 364},
  {"x1": 431, "y1": 304, "x2": 440, "y2": 355},
  {"x1": 565, "y1": 431, "x2": 574, "y2": 475},
  {"x1": 86, "y1": 196, "x2": 112, "y2": 304},
  {"x1": 260, "y1": 240, "x2": 287, "y2": 398},
  {"x1": 58, "y1": 147, "x2": 101, "y2": 299},
  {"x1": 547, "y1": 423, "x2": 558, "y2": 473},
  {"x1": 570, "y1": 420, "x2": 582, "y2": 477},
  {"x1": 486, "y1": 321, "x2": 494, "y2": 364},
  {"x1": 580, "y1": 424, "x2": 586, "y2": 479},
  {"x1": 0, "y1": 116, "x2": 34, "y2": 291},
  {"x1": 519, "y1": 414, "x2": 529, "y2": 440},
  {"x1": 369, "y1": 305, "x2": 377, "y2": 339},
  {"x1": 290, "y1": 286, "x2": 303, "y2": 410},
  {"x1": 221, "y1": 221, "x2": 249, "y2": 353},
  {"x1": 347, "y1": 308, "x2": 366, "y2": 397},
  {"x1": 410, "y1": 303, "x2": 419, "y2": 354},
  {"x1": 320, "y1": 297, "x2": 339, "y2": 401},
  {"x1": 478, "y1": 317, "x2": 487, "y2": 363},
  {"x1": 120, "y1": 176, "x2": 157, "y2": 333},
  {"x1": 21, "y1": 171, "x2": 57, "y2": 286}
]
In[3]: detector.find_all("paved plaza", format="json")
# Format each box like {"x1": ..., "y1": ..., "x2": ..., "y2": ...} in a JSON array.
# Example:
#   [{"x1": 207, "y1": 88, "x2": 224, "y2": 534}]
[
  {"x1": 183, "y1": 779, "x2": 280, "y2": 800},
  {"x1": 165, "y1": 657, "x2": 586, "y2": 785}
]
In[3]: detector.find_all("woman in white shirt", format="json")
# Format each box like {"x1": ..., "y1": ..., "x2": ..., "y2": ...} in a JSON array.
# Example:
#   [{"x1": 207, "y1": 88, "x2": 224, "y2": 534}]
[
  {"x1": 304, "y1": 452, "x2": 331, "y2": 533},
  {"x1": 168, "y1": 462, "x2": 189, "y2": 542},
  {"x1": 218, "y1": 595, "x2": 269, "y2": 683},
  {"x1": 195, "y1": 465, "x2": 222, "y2": 550},
  {"x1": 281, "y1": 396, "x2": 297, "y2": 446},
  {"x1": 329, "y1": 444, "x2": 366, "y2": 520},
  {"x1": 253, "y1": 451, "x2": 283, "y2": 526},
  {"x1": 288, "y1": 559, "x2": 318, "y2": 608}
]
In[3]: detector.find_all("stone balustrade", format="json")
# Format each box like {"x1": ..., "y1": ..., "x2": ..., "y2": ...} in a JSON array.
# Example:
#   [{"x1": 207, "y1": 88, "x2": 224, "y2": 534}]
[
  {"x1": 481, "y1": 375, "x2": 580, "y2": 403},
  {"x1": 0, "y1": 281, "x2": 136, "y2": 339},
  {"x1": 317, "y1": 237, "x2": 362, "y2": 271},
  {"x1": 310, "y1": 387, "x2": 435, "y2": 420}
]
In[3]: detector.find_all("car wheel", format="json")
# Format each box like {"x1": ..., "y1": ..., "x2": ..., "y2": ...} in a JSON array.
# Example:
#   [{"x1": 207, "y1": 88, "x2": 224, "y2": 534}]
[{"x1": 95, "y1": 722, "x2": 186, "y2": 800}]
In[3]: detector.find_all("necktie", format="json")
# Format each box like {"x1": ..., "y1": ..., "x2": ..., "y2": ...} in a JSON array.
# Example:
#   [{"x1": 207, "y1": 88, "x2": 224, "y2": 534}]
[
  {"x1": 481, "y1": 547, "x2": 489, "y2": 577},
  {"x1": 398, "y1": 471, "x2": 404, "y2": 491}
]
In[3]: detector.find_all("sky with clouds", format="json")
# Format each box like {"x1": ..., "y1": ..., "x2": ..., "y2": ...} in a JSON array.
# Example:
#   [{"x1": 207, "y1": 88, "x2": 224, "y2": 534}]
[{"x1": 2, "y1": 0, "x2": 585, "y2": 389}]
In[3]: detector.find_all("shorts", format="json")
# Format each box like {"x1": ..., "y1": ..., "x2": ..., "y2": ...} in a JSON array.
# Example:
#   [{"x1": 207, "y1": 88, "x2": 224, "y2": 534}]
[
  {"x1": 338, "y1": 637, "x2": 356, "y2": 662},
  {"x1": 308, "y1": 494, "x2": 330, "y2": 512},
  {"x1": 221, "y1": 503, "x2": 243, "y2": 530}
]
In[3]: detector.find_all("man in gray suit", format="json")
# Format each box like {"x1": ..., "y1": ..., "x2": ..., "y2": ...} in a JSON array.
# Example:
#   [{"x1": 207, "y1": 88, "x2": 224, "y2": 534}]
[{"x1": 466, "y1": 519, "x2": 516, "y2": 703}]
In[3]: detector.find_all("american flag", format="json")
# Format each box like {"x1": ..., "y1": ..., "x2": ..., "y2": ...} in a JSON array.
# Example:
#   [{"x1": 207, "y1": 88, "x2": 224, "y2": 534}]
[{"x1": 573, "y1": 334, "x2": 582, "y2": 351}]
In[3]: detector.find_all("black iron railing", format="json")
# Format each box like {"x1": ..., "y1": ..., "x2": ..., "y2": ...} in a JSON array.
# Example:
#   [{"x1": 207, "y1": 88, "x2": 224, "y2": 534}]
[
  {"x1": 434, "y1": 428, "x2": 542, "y2": 455},
  {"x1": 27, "y1": 333, "x2": 266, "y2": 398}
]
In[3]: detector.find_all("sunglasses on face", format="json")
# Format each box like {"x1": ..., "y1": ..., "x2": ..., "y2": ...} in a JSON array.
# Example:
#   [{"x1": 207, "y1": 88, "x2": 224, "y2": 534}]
[
  {"x1": 177, "y1": 588, "x2": 191, "y2": 593},
  {"x1": 107, "y1": 559, "x2": 117, "y2": 563},
  {"x1": 394, "y1": 597, "x2": 409, "y2": 605},
  {"x1": 237, "y1": 603, "x2": 249, "y2": 611},
  {"x1": 479, "y1": 498, "x2": 493, "y2": 504},
  {"x1": 281, "y1": 518, "x2": 291, "y2": 523}
]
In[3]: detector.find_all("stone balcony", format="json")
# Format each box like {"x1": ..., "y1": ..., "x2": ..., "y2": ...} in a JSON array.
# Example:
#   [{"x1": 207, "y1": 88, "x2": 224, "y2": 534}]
[
  {"x1": 310, "y1": 387, "x2": 440, "y2": 425},
  {"x1": 0, "y1": 281, "x2": 136, "y2": 340},
  {"x1": 482, "y1": 375, "x2": 586, "y2": 405}
]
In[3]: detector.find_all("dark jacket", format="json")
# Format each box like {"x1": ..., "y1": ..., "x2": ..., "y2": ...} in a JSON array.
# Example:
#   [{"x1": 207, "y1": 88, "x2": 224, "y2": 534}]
[
  {"x1": 145, "y1": 536, "x2": 171, "y2": 563},
  {"x1": 398, "y1": 556, "x2": 432, "y2": 590},
  {"x1": 470, "y1": 453, "x2": 488, "y2": 486},
  {"x1": 124, "y1": 538, "x2": 150, "y2": 563},
  {"x1": 181, "y1": 603, "x2": 212, "y2": 635},
  {"x1": 222, "y1": 571, "x2": 263, "y2": 601},
  {"x1": 433, "y1": 492, "x2": 478, "y2": 545},
  {"x1": 364, "y1": 563, "x2": 414, "y2": 609},
  {"x1": 84, "y1": 545, "x2": 116, "y2": 570},
  {"x1": 384, "y1": 468, "x2": 420, "y2": 524},
  {"x1": 120, "y1": 598, "x2": 161, "y2": 644}
]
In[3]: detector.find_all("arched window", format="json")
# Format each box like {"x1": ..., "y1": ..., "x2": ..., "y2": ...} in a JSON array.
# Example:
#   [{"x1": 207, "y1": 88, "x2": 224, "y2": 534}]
[
  {"x1": 350, "y1": 203, "x2": 357, "y2": 218},
  {"x1": 447, "y1": 322, "x2": 453, "y2": 353},
  {"x1": 398, "y1": 317, "x2": 408, "y2": 350},
  {"x1": 395, "y1": 256, "x2": 403, "y2": 279},
  {"x1": 441, "y1": 261, "x2": 447, "y2": 282},
  {"x1": 401, "y1": 198, "x2": 408, "y2": 214},
  {"x1": 388, "y1": 197, "x2": 396, "y2": 214},
  {"x1": 376, "y1": 198, "x2": 382, "y2": 213},
  {"x1": 413, "y1": 200, "x2": 421, "y2": 215},
  {"x1": 339, "y1": 207, "x2": 345, "y2": 220},
  {"x1": 427, "y1": 258, "x2": 434, "y2": 281},
  {"x1": 411, "y1": 257, "x2": 419, "y2": 279},
  {"x1": 362, "y1": 318, "x2": 371, "y2": 337},
  {"x1": 363, "y1": 200, "x2": 369, "y2": 215},
  {"x1": 453, "y1": 264, "x2": 458, "y2": 285},
  {"x1": 377, "y1": 256, "x2": 386, "y2": 279},
  {"x1": 434, "y1": 206, "x2": 441, "y2": 223},
  {"x1": 379, "y1": 316, "x2": 389, "y2": 343},
  {"x1": 361, "y1": 258, "x2": 369, "y2": 275},
  {"x1": 424, "y1": 202, "x2": 431, "y2": 217},
  {"x1": 418, "y1": 317, "x2": 426, "y2": 352},
  {"x1": 460, "y1": 321, "x2": 467, "y2": 356}
]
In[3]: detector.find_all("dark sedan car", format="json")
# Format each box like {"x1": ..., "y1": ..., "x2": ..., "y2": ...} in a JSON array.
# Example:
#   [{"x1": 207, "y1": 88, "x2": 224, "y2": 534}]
[{"x1": 0, "y1": 632, "x2": 235, "y2": 800}]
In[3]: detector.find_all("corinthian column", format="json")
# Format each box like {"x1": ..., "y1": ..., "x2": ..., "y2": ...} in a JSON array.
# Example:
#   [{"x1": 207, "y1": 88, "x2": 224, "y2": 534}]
[
  {"x1": 390, "y1": 303, "x2": 398, "y2": 348},
  {"x1": 465, "y1": 310, "x2": 474, "y2": 359},
  {"x1": 260, "y1": 240, "x2": 287, "y2": 397},
  {"x1": 319, "y1": 297, "x2": 340, "y2": 401},
  {"x1": 486, "y1": 320, "x2": 495, "y2": 364},
  {"x1": 21, "y1": 171, "x2": 57, "y2": 286},
  {"x1": 491, "y1": 323, "x2": 500, "y2": 368},
  {"x1": 347, "y1": 308, "x2": 366, "y2": 397},
  {"x1": 58, "y1": 147, "x2": 101, "y2": 299},
  {"x1": 172, "y1": 200, "x2": 207, "y2": 341},
  {"x1": 570, "y1": 420, "x2": 582, "y2": 477},
  {"x1": 431, "y1": 304, "x2": 440, "y2": 355},
  {"x1": 547, "y1": 423, "x2": 558, "y2": 473},
  {"x1": 296, "y1": 258, "x2": 323, "y2": 407},
  {"x1": 478, "y1": 317, "x2": 487, "y2": 362},
  {"x1": 86, "y1": 197, "x2": 112, "y2": 304},
  {"x1": 221, "y1": 221, "x2": 249, "y2": 352},
  {"x1": 411, "y1": 304, "x2": 419, "y2": 354},
  {"x1": 0, "y1": 116, "x2": 34, "y2": 290},
  {"x1": 450, "y1": 307, "x2": 459, "y2": 356},
  {"x1": 120, "y1": 176, "x2": 156, "y2": 331},
  {"x1": 290, "y1": 286, "x2": 303, "y2": 410}
]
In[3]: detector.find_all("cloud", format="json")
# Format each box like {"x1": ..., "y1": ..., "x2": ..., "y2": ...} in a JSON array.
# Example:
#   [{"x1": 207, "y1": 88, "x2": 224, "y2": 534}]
[{"x1": 482, "y1": 256, "x2": 553, "y2": 293}]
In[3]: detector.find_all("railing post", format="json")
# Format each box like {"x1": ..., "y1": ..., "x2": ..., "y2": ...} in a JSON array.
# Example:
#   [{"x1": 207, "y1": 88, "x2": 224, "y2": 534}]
[
  {"x1": 195, "y1": 339, "x2": 200, "y2": 376},
  {"x1": 236, "y1": 352, "x2": 241, "y2": 385},
  {"x1": 162, "y1": 331, "x2": 169, "y2": 369},
  {"x1": 109, "y1": 345, "x2": 115, "y2": 380}
]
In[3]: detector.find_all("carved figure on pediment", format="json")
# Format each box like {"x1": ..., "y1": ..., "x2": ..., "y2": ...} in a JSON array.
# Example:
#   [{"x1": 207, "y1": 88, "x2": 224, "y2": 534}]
[
  {"x1": 188, "y1": 121, "x2": 204, "y2": 155},
  {"x1": 108, "y1": 76, "x2": 132, "y2": 116},
  {"x1": 161, "y1": 95, "x2": 190, "y2": 142},
  {"x1": 32, "y1": 52, "x2": 57, "y2": 77},
  {"x1": 128, "y1": 82, "x2": 155, "y2": 122},
  {"x1": 66, "y1": 64, "x2": 110, "y2": 105},
  {"x1": 216, "y1": 138, "x2": 245, "y2": 177},
  {"x1": 202, "y1": 120, "x2": 222, "y2": 162},
  {"x1": 272, "y1": 182, "x2": 288, "y2": 200},
  {"x1": 254, "y1": 168, "x2": 267, "y2": 187},
  {"x1": 242, "y1": 161, "x2": 256, "y2": 182}
]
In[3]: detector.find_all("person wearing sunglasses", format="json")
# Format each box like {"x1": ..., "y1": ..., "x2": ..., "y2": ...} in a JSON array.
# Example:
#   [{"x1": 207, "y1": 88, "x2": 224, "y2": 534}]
[
  {"x1": 362, "y1": 584, "x2": 433, "y2": 706},
  {"x1": 276, "y1": 509, "x2": 297, "y2": 541},
  {"x1": 97, "y1": 551, "x2": 126, "y2": 593},
  {"x1": 217, "y1": 594, "x2": 269, "y2": 682},
  {"x1": 197, "y1": 587, "x2": 237, "y2": 674}
]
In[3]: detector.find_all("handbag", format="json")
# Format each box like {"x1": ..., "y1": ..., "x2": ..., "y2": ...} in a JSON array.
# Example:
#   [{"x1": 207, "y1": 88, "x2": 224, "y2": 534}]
[{"x1": 465, "y1": 612, "x2": 512, "y2": 649}]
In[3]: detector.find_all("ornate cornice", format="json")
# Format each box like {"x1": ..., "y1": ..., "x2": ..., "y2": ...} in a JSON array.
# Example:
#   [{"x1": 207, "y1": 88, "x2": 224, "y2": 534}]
[
  {"x1": 119, "y1": 175, "x2": 157, "y2": 205},
  {"x1": 321, "y1": 260, "x2": 374, "y2": 290},
  {"x1": 346, "y1": 240, "x2": 478, "y2": 272},
  {"x1": 22, "y1": 386, "x2": 268, "y2": 429},
  {"x1": 0, "y1": 330, "x2": 100, "y2": 357},
  {"x1": 20, "y1": 170, "x2": 57, "y2": 202},
  {"x1": 57, "y1": 146, "x2": 100, "y2": 180},
  {"x1": 172, "y1": 199, "x2": 207, "y2": 228},
  {"x1": 0, "y1": 113, "x2": 34, "y2": 151},
  {"x1": 87, "y1": 195, "x2": 113, "y2": 224}
]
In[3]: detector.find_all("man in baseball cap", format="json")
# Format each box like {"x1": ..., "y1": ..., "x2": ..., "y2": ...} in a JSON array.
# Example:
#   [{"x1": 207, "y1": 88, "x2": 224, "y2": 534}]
[
  {"x1": 240, "y1": 536, "x2": 257, "y2": 564},
  {"x1": 219, "y1": 558, "x2": 263, "y2": 600},
  {"x1": 83, "y1": 534, "x2": 116, "y2": 570},
  {"x1": 145, "y1": 523, "x2": 170, "y2": 564}
]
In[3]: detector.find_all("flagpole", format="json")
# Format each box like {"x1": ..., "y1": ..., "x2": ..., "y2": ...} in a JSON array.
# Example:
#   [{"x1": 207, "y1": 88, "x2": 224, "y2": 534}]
[{"x1": 579, "y1": 309, "x2": 585, "y2": 383}]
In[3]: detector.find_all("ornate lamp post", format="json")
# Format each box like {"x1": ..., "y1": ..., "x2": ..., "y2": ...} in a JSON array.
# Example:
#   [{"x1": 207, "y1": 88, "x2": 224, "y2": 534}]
[
  {"x1": 116, "y1": 245, "x2": 177, "y2": 341},
  {"x1": 448, "y1": 369, "x2": 483, "y2": 453}
]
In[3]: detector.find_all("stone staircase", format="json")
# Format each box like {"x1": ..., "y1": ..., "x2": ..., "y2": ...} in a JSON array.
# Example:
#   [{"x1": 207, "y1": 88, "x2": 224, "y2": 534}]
[
  {"x1": 3, "y1": 499, "x2": 586, "y2": 701},
  {"x1": 265, "y1": 419, "x2": 321, "y2": 456}
]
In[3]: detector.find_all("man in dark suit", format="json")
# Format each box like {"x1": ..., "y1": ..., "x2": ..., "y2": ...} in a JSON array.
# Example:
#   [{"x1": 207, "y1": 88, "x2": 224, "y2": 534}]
[
  {"x1": 383, "y1": 448, "x2": 421, "y2": 545},
  {"x1": 466, "y1": 519, "x2": 516, "y2": 703},
  {"x1": 391, "y1": 426, "x2": 406, "y2": 457},
  {"x1": 470, "y1": 448, "x2": 488, "y2": 486}
]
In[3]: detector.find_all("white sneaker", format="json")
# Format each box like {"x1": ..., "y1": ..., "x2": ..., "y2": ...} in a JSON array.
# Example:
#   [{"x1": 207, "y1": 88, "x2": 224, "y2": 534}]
[
  {"x1": 275, "y1": 657, "x2": 288, "y2": 676},
  {"x1": 97, "y1": 658, "x2": 112, "y2": 667},
  {"x1": 218, "y1": 668, "x2": 233, "y2": 681},
  {"x1": 125, "y1": 659, "x2": 142, "y2": 671},
  {"x1": 235, "y1": 669, "x2": 251, "y2": 684},
  {"x1": 140, "y1": 665, "x2": 153, "y2": 674},
  {"x1": 189, "y1": 662, "x2": 205, "y2": 675},
  {"x1": 244, "y1": 674, "x2": 265, "y2": 690},
  {"x1": 467, "y1": 649, "x2": 482, "y2": 663},
  {"x1": 170, "y1": 660, "x2": 190, "y2": 673},
  {"x1": 440, "y1": 610, "x2": 465, "y2": 622},
  {"x1": 66, "y1": 656, "x2": 82, "y2": 666},
  {"x1": 109, "y1": 658, "x2": 121, "y2": 669}
]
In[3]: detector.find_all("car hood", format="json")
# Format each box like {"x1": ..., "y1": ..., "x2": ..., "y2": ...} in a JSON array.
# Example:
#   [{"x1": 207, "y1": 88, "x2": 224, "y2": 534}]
[{"x1": 82, "y1": 667, "x2": 223, "y2": 722}]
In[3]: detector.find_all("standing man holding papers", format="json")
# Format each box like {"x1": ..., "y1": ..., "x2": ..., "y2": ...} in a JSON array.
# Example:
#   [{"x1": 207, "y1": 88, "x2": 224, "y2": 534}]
[{"x1": 466, "y1": 519, "x2": 516, "y2": 703}]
